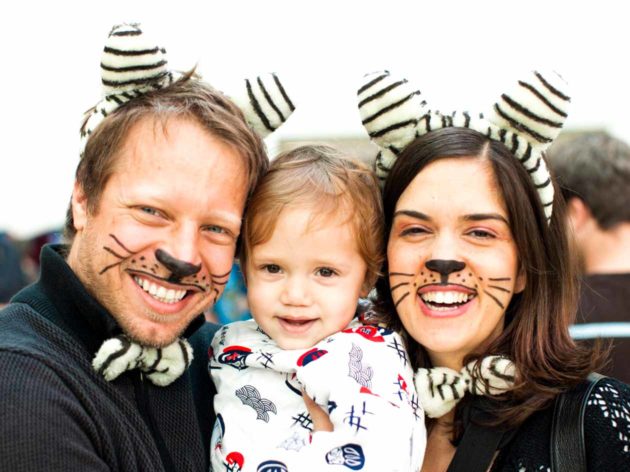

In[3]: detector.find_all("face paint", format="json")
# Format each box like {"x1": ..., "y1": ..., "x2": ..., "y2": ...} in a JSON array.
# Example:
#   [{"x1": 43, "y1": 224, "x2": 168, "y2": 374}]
[
  {"x1": 483, "y1": 277, "x2": 513, "y2": 309},
  {"x1": 386, "y1": 157, "x2": 525, "y2": 369}
]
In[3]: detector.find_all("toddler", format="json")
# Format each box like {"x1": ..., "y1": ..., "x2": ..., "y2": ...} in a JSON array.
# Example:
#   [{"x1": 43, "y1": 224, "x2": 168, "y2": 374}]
[{"x1": 209, "y1": 145, "x2": 425, "y2": 472}]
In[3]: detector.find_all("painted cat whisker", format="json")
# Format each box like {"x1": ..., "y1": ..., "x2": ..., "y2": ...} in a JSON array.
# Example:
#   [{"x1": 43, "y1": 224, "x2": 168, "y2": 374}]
[
  {"x1": 483, "y1": 290, "x2": 505, "y2": 309},
  {"x1": 212, "y1": 287, "x2": 220, "y2": 303},
  {"x1": 394, "y1": 291, "x2": 410, "y2": 308},
  {"x1": 99, "y1": 260, "x2": 125, "y2": 275},
  {"x1": 391, "y1": 282, "x2": 410, "y2": 291},
  {"x1": 109, "y1": 234, "x2": 136, "y2": 255},
  {"x1": 488, "y1": 285, "x2": 511, "y2": 294},
  {"x1": 103, "y1": 246, "x2": 126, "y2": 260},
  {"x1": 389, "y1": 272, "x2": 414, "y2": 277},
  {"x1": 488, "y1": 277, "x2": 511, "y2": 282}
]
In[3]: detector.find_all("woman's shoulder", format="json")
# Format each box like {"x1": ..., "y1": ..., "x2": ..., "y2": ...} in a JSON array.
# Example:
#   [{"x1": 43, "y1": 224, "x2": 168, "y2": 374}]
[{"x1": 584, "y1": 376, "x2": 630, "y2": 467}]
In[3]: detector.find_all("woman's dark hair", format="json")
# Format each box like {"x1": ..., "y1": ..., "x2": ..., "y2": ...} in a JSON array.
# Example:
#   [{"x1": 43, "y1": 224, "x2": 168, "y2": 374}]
[{"x1": 375, "y1": 127, "x2": 604, "y2": 430}]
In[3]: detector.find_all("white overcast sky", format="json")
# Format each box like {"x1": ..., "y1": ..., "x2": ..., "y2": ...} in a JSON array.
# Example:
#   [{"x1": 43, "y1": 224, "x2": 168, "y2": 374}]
[{"x1": 2, "y1": 0, "x2": 628, "y2": 237}]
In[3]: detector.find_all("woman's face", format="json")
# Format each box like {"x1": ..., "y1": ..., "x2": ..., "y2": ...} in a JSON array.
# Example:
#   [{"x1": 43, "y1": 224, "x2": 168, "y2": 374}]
[{"x1": 387, "y1": 157, "x2": 525, "y2": 369}]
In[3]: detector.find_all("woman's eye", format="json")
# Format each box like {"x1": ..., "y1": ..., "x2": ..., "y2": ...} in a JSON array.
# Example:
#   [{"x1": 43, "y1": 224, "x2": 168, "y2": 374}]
[
  {"x1": 263, "y1": 264, "x2": 281, "y2": 274},
  {"x1": 400, "y1": 227, "x2": 429, "y2": 236},
  {"x1": 316, "y1": 267, "x2": 337, "y2": 278},
  {"x1": 468, "y1": 229, "x2": 495, "y2": 239}
]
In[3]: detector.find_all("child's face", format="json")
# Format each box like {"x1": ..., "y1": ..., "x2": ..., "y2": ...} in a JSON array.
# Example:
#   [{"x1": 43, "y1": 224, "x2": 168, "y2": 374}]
[{"x1": 246, "y1": 206, "x2": 368, "y2": 350}]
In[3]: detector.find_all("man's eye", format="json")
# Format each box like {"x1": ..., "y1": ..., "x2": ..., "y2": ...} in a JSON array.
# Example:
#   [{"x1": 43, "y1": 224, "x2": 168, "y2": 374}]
[
  {"x1": 140, "y1": 206, "x2": 160, "y2": 216},
  {"x1": 316, "y1": 267, "x2": 337, "y2": 278},
  {"x1": 263, "y1": 264, "x2": 281, "y2": 274},
  {"x1": 205, "y1": 225, "x2": 226, "y2": 234}
]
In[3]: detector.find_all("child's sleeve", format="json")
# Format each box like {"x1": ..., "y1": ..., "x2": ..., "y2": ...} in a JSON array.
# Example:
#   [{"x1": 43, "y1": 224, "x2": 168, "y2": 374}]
[{"x1": 291, "y1": 326, "x2": 427, "y2": 471}]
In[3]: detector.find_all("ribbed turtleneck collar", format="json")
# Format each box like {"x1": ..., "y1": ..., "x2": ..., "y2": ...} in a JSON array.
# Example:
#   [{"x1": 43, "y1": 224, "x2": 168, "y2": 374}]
[{"x1": 12, "y1": 244, "x2": 205, "y2": 355}]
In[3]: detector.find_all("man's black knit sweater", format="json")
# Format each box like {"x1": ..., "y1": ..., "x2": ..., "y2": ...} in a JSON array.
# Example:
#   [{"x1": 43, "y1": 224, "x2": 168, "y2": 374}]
[{"x1": 0, "y1": 245, "x2": 219, "y2": 471}]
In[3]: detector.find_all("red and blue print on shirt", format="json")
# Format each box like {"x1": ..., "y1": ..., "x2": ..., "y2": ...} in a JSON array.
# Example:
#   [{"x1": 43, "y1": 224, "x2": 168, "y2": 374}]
[
  {"x1": 341, "y1": 324, "x2": 393, "y2": 342},
  {"x1": 218, "y1": 345, "x2": 252, "y2": 370},
  {"x1": 296, "y1": 347, "x2": 328, "y2": 367}
]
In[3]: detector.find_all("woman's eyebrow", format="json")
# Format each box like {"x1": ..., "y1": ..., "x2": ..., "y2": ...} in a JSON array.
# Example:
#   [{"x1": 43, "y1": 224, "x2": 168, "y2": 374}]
[
  {"x1": 462, "y1": 213, "x2": 509, "y2": 225},
  {"x1": 393, "y1": 209, "x2": 431, "y2": 221}
]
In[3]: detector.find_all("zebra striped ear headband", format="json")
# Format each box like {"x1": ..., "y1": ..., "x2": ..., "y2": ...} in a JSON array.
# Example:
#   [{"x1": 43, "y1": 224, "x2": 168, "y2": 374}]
[
  {"x1": 357, "y1": 70, "x2": 571, "y2": 220},
  {"x1": 80, "y1": 23, "x2": 294, "y2": 157}
]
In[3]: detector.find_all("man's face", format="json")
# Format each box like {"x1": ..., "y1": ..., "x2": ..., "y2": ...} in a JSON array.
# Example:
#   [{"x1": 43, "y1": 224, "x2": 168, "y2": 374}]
[{"x1": 68, "y1": 116, "x2": 248, "y2": 346}]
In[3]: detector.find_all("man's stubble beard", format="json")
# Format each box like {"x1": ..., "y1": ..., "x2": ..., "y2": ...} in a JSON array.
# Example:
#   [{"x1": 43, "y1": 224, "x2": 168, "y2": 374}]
[{"x1": 74, "y1": 227, "x2": 187, "y2": 348}]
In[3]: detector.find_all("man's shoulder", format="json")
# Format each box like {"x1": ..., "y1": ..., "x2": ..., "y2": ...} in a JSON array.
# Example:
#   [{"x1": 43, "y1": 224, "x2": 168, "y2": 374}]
[{"x1": 0, "y1": 300, "x2": 48, "y2": 348}]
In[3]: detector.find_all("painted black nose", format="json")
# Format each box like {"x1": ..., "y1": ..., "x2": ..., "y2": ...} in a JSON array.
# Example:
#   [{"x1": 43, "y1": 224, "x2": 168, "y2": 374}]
[
  {"x1": 425, "y1": 259, "x2": 465, "y2": 277},
  {"x1": 155, "y1": 249, "x2": 201, "y2": 281}
]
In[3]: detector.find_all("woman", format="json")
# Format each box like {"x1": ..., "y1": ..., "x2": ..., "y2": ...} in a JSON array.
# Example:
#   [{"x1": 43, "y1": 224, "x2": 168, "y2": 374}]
[{"x1": 358, "y1": 70, "x2": 630, "y2": 471}]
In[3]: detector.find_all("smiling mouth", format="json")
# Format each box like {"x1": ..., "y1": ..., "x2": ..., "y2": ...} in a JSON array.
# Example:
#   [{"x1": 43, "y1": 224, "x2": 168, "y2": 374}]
[
  {"x1": 133, "y1": 275, "x2": 189, "y2": 304},
  {"x1": 419, "y1": 290, "x2": 477, "y2": 311},
  {"x1": 278, "y1": 317, "x2": 317, "y2": 331}
]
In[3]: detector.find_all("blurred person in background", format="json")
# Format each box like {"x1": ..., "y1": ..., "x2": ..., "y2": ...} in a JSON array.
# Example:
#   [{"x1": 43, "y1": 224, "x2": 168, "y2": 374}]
[
  {"x1": 0, "y1": 231, "x2": 28, "y2": 307},
  {"x1": 548, "y1": 131, "x2": 630, "y2": 383}
]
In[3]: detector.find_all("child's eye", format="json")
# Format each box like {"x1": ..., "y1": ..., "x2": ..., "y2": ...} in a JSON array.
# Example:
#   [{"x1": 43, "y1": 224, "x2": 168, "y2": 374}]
[
  {"x1": 263, "y1": 264, "x2": 281, "y2": 274},
  {"x1": 316, "y1": 267, "x2": 337, "y2": 278}
]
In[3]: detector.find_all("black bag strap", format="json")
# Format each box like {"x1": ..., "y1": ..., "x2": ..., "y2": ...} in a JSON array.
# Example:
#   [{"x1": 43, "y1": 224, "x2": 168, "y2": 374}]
[
  {"x1": 550, "y1": 372, "x2": 606, "y2": 472},
  {"x1": 446, "y1": 421, "x2": 507, "y2": 472}
]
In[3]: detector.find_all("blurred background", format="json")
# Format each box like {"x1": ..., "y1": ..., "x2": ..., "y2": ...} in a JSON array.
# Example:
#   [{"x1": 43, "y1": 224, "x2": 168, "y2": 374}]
[{"x1": 2, "y1": 1, "x2": 629, "y2": 329}]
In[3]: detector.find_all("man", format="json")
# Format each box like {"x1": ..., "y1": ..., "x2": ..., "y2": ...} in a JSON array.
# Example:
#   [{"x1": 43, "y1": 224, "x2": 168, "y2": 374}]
[
  {"x1": 548, "y1": 131, "x2": 630, "y2": 383},
  {"x1": 0, "y1": 24, "x2": 293, "y2": 470}
]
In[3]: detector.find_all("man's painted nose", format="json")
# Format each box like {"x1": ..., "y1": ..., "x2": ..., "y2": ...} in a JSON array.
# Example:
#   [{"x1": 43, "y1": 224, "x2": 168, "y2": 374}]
[{"x1": 156, "y1": 249, "x2": 201, "y2": 281}]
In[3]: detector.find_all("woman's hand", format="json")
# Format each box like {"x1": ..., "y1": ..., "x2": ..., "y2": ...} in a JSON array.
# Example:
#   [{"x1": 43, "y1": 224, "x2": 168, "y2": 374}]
[{"x1": 302, "y1": 391, "x2": 333, "y2": 432}]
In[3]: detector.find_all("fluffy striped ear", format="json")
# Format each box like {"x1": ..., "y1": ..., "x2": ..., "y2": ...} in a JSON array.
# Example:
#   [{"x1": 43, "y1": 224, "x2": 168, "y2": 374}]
[
  {"x1": 486, "y1": 70, "x2": 570, "y2": 154},
  {"x1": 358, "y1": 70, "x2": 427, "y2": 155},
  {"x1": 485, "y1": 70, "x2": 570, "y2": 220},
  {"x1": 230, "y1": 73, "x2": 296, "y2": 139},
  {"x1": 100, "y1": 23, "x2": 173, "y2": 95},
  {"x1": 80, "y1": 23, "x2": 174, "y2": 157}
]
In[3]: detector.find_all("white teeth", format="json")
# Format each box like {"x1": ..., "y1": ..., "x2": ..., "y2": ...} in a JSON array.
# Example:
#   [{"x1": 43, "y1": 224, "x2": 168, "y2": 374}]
[
  {"x1": 420, "y1": 291, "x2": 473, "y2": 306},
  {"x1": 133, "y1": 276, "x2": 187, "y2": 304}
]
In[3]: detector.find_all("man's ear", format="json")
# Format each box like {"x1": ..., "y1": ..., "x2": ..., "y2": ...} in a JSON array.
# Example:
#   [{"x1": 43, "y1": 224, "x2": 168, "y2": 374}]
[
  {"x1": 71, "y1": 181, "x2": 89, "y2": 232},
  {"x1": 566, "y1": 197, "x2": 592, "y2": 234}
]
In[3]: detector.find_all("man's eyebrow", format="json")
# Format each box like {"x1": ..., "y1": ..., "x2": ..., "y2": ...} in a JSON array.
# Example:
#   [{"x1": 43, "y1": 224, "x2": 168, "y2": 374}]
[
  {"x1": 393, "y1": 210, "x2": 432, "y2": 221},
  {"x1": 462, "y1": 213, "x2": 509, "y2": 225},
  {"x1": 208, "y1": 210, "x2": 242, "y2": 228}
]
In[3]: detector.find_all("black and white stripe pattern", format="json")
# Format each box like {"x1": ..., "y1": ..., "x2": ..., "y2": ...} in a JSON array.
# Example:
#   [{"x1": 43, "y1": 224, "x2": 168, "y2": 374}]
[
  {"x1": 80, "y1": 23, "x2": 296, "y2": 157},
  {"x1": 80, "y1": 23, "x2": 174, "y2": 157},
  {"x1": 357, "y1": 70, "x2": 571, "y2": 220},
  {"x1": 92, "y1": 334, "x2": 194, "y2": 387},
  {"x1": 231, "y1": 73, "x2": 296, "y2": 138},
  {"x1": 415, "y1": 356, "x2": 516, "y2": 418}
]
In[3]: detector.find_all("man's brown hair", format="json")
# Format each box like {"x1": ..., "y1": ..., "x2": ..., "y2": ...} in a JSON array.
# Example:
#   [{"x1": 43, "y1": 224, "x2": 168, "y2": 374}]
[
  {"x1": 240, "y1": 144, "x2": 384, "y2": 293},
  {"x1": 65, "y1": 71, "x2": 268, "y2": 241}
]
